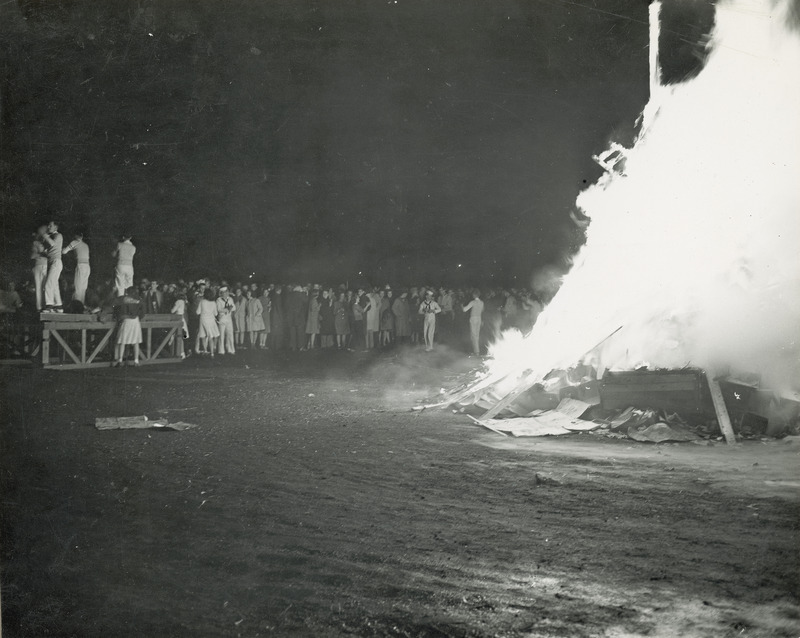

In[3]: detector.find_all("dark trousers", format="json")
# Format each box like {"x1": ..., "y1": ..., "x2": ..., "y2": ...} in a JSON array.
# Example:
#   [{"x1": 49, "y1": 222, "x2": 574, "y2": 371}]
[{"x1": 288, "y1": 325, "x2": 304, "y2": 350}]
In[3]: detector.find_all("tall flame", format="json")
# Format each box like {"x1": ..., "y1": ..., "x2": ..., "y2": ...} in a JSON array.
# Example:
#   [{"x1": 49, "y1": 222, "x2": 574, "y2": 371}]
[{"x1": 489, "y1": 0, "x2": 800, "y2": 393}]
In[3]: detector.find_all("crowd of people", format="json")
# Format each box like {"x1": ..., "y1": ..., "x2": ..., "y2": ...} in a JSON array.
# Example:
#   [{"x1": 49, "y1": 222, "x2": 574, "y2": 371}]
[{"x1": 0, "y1": 226, "x2": 547, "y2": 360}]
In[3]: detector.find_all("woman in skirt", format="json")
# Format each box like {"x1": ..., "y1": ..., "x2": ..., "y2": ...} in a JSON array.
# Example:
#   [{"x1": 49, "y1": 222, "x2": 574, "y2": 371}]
[
  {"x1": 196, "y1": 288, "x2": 220, "y2": 356},
  {"x1": 244, "y1": 288, "x2": 265, "y2": 348},
  {"x1": 113, "y1": 286, "x2": 144, "y2": 366},
  {"x1": 333, "y1": 291, "x2": 350, "y2": 350},
  {"x1": 305, "y1": 289, "x2": 322, "y2": 350},
  {"x1": 233, "y1": 286, "x2": 248, "y2": 348}
]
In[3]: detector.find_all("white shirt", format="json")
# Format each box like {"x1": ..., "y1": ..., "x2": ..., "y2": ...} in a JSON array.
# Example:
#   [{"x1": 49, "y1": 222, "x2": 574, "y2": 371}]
[
  {"x1": 463, "y1": 298, "x2": 484, "y2": 320},
  {"x1": 63, "y1": 239, "x2": 90, "y2": 264}
]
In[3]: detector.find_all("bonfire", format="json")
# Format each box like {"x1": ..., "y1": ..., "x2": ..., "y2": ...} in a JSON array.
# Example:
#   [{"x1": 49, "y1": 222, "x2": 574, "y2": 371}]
[{"x1": 426, "y1": 0, "x2": 800, "y2": 444}]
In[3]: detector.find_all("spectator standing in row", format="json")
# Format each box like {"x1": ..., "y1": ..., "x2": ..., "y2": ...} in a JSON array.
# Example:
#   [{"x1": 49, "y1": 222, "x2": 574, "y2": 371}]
[
  {"x1": 438, "y1": 288, "x2": 454, "y2": 342},
  {"x1": 379, "y1": 289, "x2": 394, "y2": 347},
  {"x1": 284, "y1": 285, "x2": 307, "y2": 351},
  {"x1": 196, "y1": 288, "x2": 219, "y2": 356},
  {"x1": 392, "y1": 290, "x2": 411, "y2": 345},
  {"x1": 62, "y1": 230, "x2": 90, "y2": 305},
  {"x1": 245, "y1": 288, "x2": 266, "y2": 347},
  {"x1": 351, "y1": 288, "x2": 366, "y2": 350},
  {"x1": 419, "y1": 289, "x2": 441, "y2": 352},
  {"x1": 113, "y1": 233, "x2": 136, "y2": 296},
  {"x1": 144, "y1": 280, "x2": 163, "y2": 314},
  {"x1": 113, "y1": 286, "x2": 144, "y2": 366},
  {"x1": 189, "y1": 280, "x2": 206, "y2": 354},
  {"x1": 319, "y1": 289, "x2": 335, "y2": 349},
  {"x1": 41, "y1": 221, "x2": 63, "y2": 311},
  {"x1": 258, "y1": 288, "x2": 271, "y2": 348},
  {"x1": 462, "y1": 289, "x2": 485, "y2": 356},
  {"x1": 305, "y1": 288, "x2": 322, "y2": 350},
  {"x1": 233, "y1": 287, "x2": 247, "y2": 349},
  {"x1": 365, "y1": 287, "x2": 380, "y2": 349},
  {"x1": 170, "y1": 290, "x2": 189, "y2": 358},
  {"x1": 270, "y1": 286, "x2": 284, "y2": 350},
  {"x1": 31, "y1": 226, "x2": 48, "y2": 311},
  {"x1": 0, "y1": 282, "x2": 23, "y2": 314},
  {"x1": 333, "y1": 291, "x2": 350, "y2": 349},
  {"x1": 216, "y1": 286, "x2": 236, "y2": 355},
  {"x1": 409, "y1": 287, "x2": 421, "y2": 344}
]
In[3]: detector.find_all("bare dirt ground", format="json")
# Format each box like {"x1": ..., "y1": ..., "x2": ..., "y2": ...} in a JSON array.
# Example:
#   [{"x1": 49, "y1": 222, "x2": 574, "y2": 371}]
[{"x1": 1, "y1": 347, "x2": 799, "y2": 637}]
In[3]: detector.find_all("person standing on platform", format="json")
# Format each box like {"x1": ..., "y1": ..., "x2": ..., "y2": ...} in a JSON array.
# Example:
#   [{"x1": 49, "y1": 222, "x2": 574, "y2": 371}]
[
  {"x1": 419, "y1": 289, "x2": 441, "y2": 352},
  {"x1": 216, "y1": 286, "x2": 236, "y2": 355},
  {"x1": 31, "y1": 226, "x2": 48, "y2": 311},
  {"x1": 461, "y1": 289, "x2": 485, "y2": 357},
  {"x1": 113, "y1": 233, "x2": 136, "y2": 296},
  {"x1": 62, "y1": 230, "x2": 91, "y2": 305},
  {"x1": 41, "y1": 221, "x2": 64, "y2": 311}
]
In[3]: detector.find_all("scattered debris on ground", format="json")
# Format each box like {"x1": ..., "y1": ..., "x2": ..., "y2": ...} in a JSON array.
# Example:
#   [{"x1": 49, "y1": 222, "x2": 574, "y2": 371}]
[{"x1": 95, "y1": 416, "x2": 197, "y2": 431}]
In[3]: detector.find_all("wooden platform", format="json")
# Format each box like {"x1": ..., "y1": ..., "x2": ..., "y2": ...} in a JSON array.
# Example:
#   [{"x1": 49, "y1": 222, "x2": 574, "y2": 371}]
[{"x1": 39, "y1": 313, "x2": 184, "y2": 369}]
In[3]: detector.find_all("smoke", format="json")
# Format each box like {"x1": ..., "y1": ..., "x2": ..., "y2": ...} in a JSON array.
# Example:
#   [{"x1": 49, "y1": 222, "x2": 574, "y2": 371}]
[{"x1": 489, "y1": 0, "x2": 800, "y2": 392}]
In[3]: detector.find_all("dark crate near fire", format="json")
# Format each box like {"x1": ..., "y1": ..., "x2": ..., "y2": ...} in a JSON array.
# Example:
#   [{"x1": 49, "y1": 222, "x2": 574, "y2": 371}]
[{"x1": 599, "y1": 369, "x2": 710, "y2": 415}]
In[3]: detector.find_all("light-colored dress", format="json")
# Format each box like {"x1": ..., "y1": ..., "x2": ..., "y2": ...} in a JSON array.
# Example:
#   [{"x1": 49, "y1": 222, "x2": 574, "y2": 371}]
[
  {"x1": 366, "y1": 293, "x2": 380, "y2": 332},
  {"x1": 197, "y1": 298, "x2": 220, "y2": 339},
  {"x1": 171, "y1": 298, "x2": 189, "y2": 338},
  {"x1": 233, "y1": 295, "x2": 247, "y2": 333},
  {"x1": 246, "y1": 297, "x2": 266, "y2": 331}
]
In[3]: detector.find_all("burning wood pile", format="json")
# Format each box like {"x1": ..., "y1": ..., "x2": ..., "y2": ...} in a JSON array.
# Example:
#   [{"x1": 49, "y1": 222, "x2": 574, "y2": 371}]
[
  {"x1": 421, "y1": 0, "x2": 800, "y2": 444},
  {"x1": 421, "y1": 364, "x2": 800, "y2": 444}
]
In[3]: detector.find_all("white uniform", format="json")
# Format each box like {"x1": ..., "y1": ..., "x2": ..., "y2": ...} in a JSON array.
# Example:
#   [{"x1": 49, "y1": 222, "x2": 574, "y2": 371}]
[
  {"x1": 113, "y1": 240, "x2": 136, "y2": 296},
  {"x1": 418, "y1": 298, "x2": 441, "y2": 351},
  {"x1": 43, "y1": 232, "x2": 63, "y2": 308},
  {"x1": 63, "y1": 239, "x2": 91, "y2": 303},
  {"x1": 31, "y1": 239, "x2": 48, "y2": 310},
  {"x1": 462, "y1": 297, "x2": 484, "y2": 355},
  {"x1": 216, "y1": 295, "x2": 236, "y2": 354}
]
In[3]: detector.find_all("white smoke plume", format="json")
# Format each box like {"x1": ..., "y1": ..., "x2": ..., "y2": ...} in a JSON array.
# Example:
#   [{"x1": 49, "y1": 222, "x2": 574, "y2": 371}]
[{"x1": 489, "y1": 0, "x2": 800, "y2": 392}]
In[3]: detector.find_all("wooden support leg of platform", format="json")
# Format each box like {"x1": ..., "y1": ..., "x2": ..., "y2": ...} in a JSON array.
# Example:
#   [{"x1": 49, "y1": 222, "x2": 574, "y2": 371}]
[{"x1": 706, "y1": 374, "x2": 738, "y2": 445}]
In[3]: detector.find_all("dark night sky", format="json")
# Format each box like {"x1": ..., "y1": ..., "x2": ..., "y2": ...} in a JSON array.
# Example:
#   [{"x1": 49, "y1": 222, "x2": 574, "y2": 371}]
[{"x1": 0, "y1": 0, "x2": 713, "y2": 286}]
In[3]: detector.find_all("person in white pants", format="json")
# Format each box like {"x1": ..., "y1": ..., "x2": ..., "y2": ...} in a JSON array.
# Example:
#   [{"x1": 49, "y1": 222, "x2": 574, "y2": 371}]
[
  {"x1": 113, "y1": 234, "x2": 136, "y2": 297},
  {"x1": 461, "y1": 289, "x2": 485, "y2": 357},
  {"x1": 41, "y1": 221, "x2": 63, "y2": 311},
  {"x1": 31, "y1": 226, "x2": 48, "y2": 311},
  {"x1": 418, "y1": 289, "x2": 441, "y2": 352},
  {"x1": 62, "y1": 231, "x2": 91, "y2": 304},
  {"x1": 216, "y1": 286, "x2": 237, "y2": 354}
]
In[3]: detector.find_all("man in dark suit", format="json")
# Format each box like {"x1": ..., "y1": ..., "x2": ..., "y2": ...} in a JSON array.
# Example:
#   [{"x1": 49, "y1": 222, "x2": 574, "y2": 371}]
[
  {"x1": 284, "y1": 285, "x2": 308, "y2": 351},
  {"x1": 144, "y1": 280, "x2": 164, "y2": 314}
]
